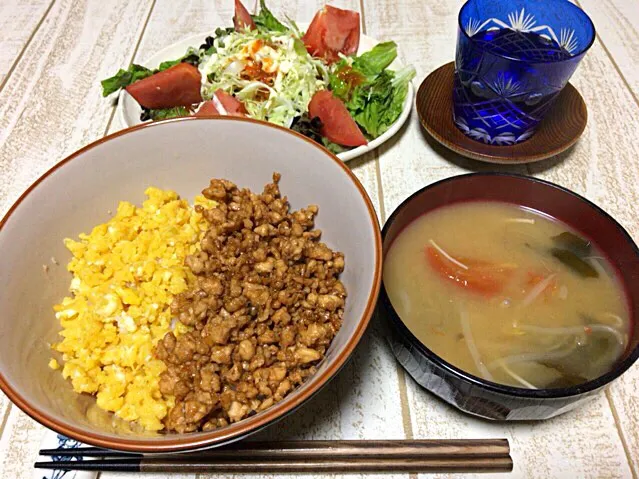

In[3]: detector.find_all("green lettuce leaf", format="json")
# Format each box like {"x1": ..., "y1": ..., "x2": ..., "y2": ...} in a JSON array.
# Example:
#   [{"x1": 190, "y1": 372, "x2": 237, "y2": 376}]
[
  {"x1": 349, "y1": 70, "x2": 394, "y2": 138},
  {"x1": 140, "y1": 106, "x2": 191, "y2": 121},
  {"x1": 102, "y1": 45, "x2": 202, "y2": 97},
  {"x1": 328, "y1": 42, "x2": 398, "y2": 102},
  {"x1": 157, "y1": 48, "x2": 200, "y2": 71},
  {"x1": 251, "y1": 0, "x2": 288, "y2": 33},
  {"x1": 321, "y1": 138, "x2": 348, "y2": 154},
  {"x1": 351, "y1": 41, "x2": 398, "y2": 78},
  {"x1": 350, "y1": 65, "x2": 415, "y2": 137},
  {"x1": 101, "y1": 64, "x2": 153, "y2": 97},
  {"x1": 328, "y1": 42, "x2": 414, "y2": 139}
]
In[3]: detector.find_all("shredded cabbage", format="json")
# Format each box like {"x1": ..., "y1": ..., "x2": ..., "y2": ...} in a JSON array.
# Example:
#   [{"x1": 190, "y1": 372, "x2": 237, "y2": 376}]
[{"x1": 199, "y1": 29, "x2": 329, "y2": 127}]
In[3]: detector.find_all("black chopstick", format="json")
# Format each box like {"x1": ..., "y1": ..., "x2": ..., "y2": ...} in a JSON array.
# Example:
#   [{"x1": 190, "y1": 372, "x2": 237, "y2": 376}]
[
  {"x1": 35, "y1": 439, "x2": 513, "y2": 474},
  {"x1": 39, "y1": 446, "x2": 141, "y2": 458},
  {"x1": 34, "y1": 456, "x2": 514, "y2": 473}
]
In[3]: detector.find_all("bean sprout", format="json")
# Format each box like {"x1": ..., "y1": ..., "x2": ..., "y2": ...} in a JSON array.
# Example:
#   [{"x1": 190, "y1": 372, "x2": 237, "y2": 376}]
[
  {"x1": 460, "y1": 310, "x2": 494, "y2": 381},
  {"x1": 429, "y1": 239, "x2": 468, "y2": 270},
  {"x1": 522, "y1": 274, "x2": 557, "y2": 306}
]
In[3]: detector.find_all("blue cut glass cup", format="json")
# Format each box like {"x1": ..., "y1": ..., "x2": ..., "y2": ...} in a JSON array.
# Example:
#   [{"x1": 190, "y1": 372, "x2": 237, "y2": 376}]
[{"x1": 453, "y1": 0, "x2": 595, "y2": 145}]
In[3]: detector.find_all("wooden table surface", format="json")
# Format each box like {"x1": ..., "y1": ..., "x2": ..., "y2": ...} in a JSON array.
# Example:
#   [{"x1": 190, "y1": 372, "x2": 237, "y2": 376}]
[{"x1": 1, "y1": 0, "x2": 638, "y2": 478}]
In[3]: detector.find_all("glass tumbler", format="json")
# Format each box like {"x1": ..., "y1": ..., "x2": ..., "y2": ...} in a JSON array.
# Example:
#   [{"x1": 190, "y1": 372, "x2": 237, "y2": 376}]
[{"x1": 453, "y1": 0, "x2": 595, "y2": 145}]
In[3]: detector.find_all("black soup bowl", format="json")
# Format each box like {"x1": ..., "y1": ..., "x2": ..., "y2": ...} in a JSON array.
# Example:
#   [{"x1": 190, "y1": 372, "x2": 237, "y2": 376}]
[{"x1": 380, "y1": 173, "x2": 639, "y2": 421}]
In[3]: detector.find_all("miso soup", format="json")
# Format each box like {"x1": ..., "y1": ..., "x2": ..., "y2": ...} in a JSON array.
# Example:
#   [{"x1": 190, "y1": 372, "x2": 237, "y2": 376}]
[{"x1": 383, "y1": 202, "x2": 630, "y2": 389}]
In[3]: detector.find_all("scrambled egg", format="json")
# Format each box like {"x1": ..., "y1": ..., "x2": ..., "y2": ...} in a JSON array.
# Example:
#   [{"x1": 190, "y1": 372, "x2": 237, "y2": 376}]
[{"x1": 51, "y1": 188, "x2": 214, "y2": 431}]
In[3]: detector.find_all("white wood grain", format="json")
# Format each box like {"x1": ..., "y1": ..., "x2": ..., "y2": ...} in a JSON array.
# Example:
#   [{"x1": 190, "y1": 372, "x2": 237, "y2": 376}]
[
  {"x1": 0, "y1": 0, "x2": 154, "y2": 214},
  {"x1": 0, "y1": 0, "x2": 52, "y2": 84},
  {"x1": 0, "y1": 408, "x2": 49, "y2": 479},
  {"x1": 406, "y1": 380, "x2": 633, "y2": 478},
  {"x1": 1, "y1": 0, "x2": 639, "y2": 477},
  {"x1": 363, "y1": 0, "x2": 638, "y2": 477},
  {"x1": 577, "y1": 0, "x2": 639, "y2": 98}
]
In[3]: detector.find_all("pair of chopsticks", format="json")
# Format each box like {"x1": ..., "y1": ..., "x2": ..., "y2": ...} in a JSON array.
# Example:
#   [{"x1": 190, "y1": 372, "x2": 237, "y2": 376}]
[{"x1": 35, "y1": 439, "x2": 513, "y2": 473}]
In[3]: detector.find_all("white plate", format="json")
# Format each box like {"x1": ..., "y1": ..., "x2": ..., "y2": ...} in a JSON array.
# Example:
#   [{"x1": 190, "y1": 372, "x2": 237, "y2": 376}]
[{"x1": 118, "y1": 25, "x2": 413, "y2": 162}]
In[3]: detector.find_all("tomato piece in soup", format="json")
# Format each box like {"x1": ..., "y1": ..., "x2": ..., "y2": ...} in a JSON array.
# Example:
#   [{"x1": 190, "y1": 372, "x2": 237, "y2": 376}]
[{"x1": 425, "y1": 245, "x2": 515, "y2": 297}]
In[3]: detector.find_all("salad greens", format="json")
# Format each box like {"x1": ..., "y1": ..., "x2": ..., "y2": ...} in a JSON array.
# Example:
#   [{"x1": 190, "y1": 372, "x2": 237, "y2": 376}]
[
  {"x1": 156, "y1": 48, "x2": 200, "y2": 71},
  {"x1": 199, "y1": 28, "x2": 235, "y2": 55},
  {"x1": 321, "y1": 138, "x2": 348, "y2": 154},
  {"x1": 290, "y1": 114, "x2": 346, "y2": 154},
  {"x1": 101, "y1": 65, "x2": 153, "y2": 97},
  {"x1": 140, "y1": 106, "x2": 191, "y2": 121},
  {"x1": 100, "y1": 48, "x2": 200, "y2": 97},
  {"x1": 251, "y1": 0, "x2": 289, "y2": 33},
  {"x1": 340, "y1": 41, "x2": 398, "y2": 82},
  {"x1": 291, "y1": 113, "x2": 323, "y2": 143},
  {"x1": 351, "y1": 66, "x2": 415, "y2": 138},
  {"x1": 199, "y1": 28, "x2": 329, "y2": 127},
  {"x1": 100, "y1": 0, "x2": 415, "y2": 151},
  {"x1": 329, "y1": 42, "x2": 416, "y2": 138}
]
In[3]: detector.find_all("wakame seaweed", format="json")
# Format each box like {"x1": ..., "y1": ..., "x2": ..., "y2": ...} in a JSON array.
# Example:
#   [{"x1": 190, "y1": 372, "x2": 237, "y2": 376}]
[{"x1": 550, "y1": 248, "x2": 599, "y2": 278}]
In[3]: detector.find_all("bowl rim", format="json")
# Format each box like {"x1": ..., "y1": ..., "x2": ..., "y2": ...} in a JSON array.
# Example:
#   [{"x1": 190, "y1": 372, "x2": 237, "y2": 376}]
[
  {"x1": 0, "y1": 116, "x2": 383, "y2": 452},
  {"x1": 381, "y1": 172, "x2": 639, "y2": 399}
]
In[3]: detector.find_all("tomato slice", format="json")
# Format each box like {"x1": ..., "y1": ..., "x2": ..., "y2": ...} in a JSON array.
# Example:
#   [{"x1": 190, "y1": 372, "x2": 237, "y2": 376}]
[
  {"x1": 425, "y1": 246, "x2": 515, "y2": 297},
  {"x1": 308, "y1": 90, "x2": 367, "y2": 147},
  {"x1": 234, "y1": 0, "x2": 256, "y2": 31},
  {"x1": 195, "y1": 90, "x2": 247, "y2": 118},
  {"x1": 195, "y1": 101, "x2": 220, "y2": 117},
  {"x1": 302, "y1": 6, "x2": 360, "y2": 63},
  {"x1": 213, "y1": 89, "x2": 248, "y2": 116},
  {"x1": 302, "y1": 12, "x2": 325, "y2": 58},
  {"x1": 126, "y1": 63, "x2": 202, "y2": 109},
  {"x1": 323, "y1": 6, "x2": 360, "y2": 55}
]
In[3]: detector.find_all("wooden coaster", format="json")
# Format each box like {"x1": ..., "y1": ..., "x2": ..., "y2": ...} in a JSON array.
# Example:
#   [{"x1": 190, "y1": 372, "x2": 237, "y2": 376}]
[{"x1": 416, "y1": 62, "x2": 587, "y2": 164}]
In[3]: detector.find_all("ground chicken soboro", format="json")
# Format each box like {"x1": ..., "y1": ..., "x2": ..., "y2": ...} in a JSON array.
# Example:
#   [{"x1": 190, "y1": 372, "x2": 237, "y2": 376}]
[{"x1": 156, "y1": 173, "x2": 347, "y2": 433}]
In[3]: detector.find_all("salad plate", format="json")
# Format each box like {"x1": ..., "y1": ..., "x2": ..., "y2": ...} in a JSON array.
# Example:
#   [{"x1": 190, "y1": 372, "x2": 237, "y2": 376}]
[{"x1": 116, "y1": 24, "x2": 413, "y2": 162}]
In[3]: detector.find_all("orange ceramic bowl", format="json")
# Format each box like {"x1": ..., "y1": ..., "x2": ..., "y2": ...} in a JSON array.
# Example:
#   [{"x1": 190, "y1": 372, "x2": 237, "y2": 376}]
[{"x1": 0, "y1": 117, "x2": 382, "y2": 452}]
